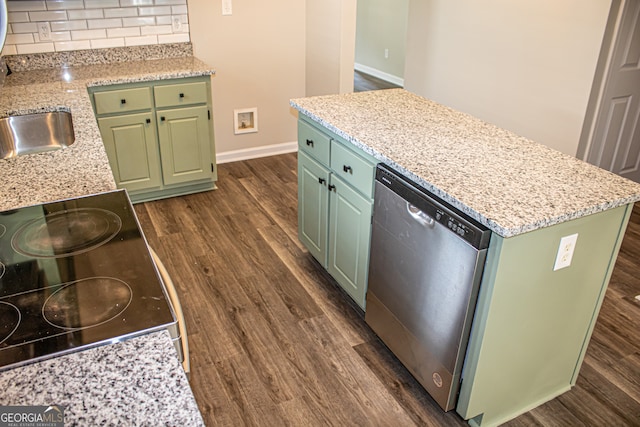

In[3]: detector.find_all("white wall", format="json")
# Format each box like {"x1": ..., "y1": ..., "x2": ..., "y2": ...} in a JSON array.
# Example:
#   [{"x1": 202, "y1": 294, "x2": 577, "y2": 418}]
[
  {"x1": 188, "y1": 0, "x2": 305, "y2": 160},
  {"x1": 404, "y1": 0, "x2": 612, "y2": 156},
  {"x1": 355, "y1": 0, "x2": 408, "y2": 84},
  {"x1": 306, "y1": 0, "x2": 357, "y2": 96}
]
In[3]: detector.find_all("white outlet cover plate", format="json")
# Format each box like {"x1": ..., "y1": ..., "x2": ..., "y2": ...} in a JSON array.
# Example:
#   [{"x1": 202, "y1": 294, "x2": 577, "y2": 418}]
[
  {"x1": 222, "y1": 0, "x2": 232, "y2": 15},
  {"x1": 553, "y1": 233, "x2": 578, "y2": 271}
]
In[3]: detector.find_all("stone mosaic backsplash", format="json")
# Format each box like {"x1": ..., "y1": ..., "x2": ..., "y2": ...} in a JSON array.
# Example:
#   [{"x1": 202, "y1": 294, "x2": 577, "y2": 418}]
[{"x1": 2, "y1": 0, "x2": 190, "y2": 56}]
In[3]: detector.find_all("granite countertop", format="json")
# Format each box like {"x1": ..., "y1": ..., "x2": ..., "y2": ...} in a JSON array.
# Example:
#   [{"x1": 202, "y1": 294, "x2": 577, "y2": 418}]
[
  {"x1": 0, "y1": 45, "x2": 210, "y2": 424},
  {"x1": 0, "y1": 52, "x2": 214, "y2": 212},
  {"x1": 291, "y1": 89, "x2": 640, "y2": 237},
  {"x1": 0, "y1": 331, "x2": 204, "y2": 426}
]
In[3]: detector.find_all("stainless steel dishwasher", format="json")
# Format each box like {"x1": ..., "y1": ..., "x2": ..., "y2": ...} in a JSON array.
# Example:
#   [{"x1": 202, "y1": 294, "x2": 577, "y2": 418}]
[{"x1": 365, "y1": 164, "x2": 491, "y2": 411}]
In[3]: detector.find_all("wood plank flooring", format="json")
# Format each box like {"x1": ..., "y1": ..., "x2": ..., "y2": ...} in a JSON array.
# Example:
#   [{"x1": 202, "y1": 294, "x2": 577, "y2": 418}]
[
  {"x1": 135, "y1": 154, "x2": 640, "y2": 426},
  {"x1": 354, "y1": 70, "x2": 401, "y2": 92}
]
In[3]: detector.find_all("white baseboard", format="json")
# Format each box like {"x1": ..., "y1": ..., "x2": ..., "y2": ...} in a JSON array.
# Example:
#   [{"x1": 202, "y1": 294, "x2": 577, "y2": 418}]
[
  {"x1": 216, "y1": 141, "x2": 298, "y2": 164},
  {"x1": 354, "y1": 63, "x2": 404, "y2": 87}
]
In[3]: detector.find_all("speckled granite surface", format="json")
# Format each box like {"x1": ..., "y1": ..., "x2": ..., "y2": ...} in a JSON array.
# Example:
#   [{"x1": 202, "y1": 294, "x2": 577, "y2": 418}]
[
  {"x1": 0, "y1": 331, "x2": 204, "y2": 426},
  {"x1": 291, "y1": 89, "x2": 640, "y2": 237},
  {"x1": 5, "y1": 42, "x2": 193, "y2": 72},
  {"x1": 0, "y1": 54, "x2": 215, "y2": 212},
  {"x1": 0, "y1": 50, "x2": 210, "y2": 424}
]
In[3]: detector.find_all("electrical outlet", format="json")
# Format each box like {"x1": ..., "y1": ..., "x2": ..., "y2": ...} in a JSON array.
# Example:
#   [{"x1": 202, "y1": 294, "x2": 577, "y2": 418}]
[
  {"x1": 384, "y1": 48, "x2": 389, "y2": 59},
  {"x1": 38, "y1": 22, "x2": 51, "y2": 41},
  {"x1": 171, "y1": 16, "x2": 182, "y2": 32},
  {"x1": 553, "y1": 233, "x2": 578, "y2": 271},
  {"x1": 222, "y1": 0, "x2": 232, "y2": 16}
]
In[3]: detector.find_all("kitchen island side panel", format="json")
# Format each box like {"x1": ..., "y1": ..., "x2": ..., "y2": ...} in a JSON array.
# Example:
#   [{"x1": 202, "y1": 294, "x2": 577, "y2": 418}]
[{"x1": 456, "y1": 204, "x2": 632, "y2": 427}]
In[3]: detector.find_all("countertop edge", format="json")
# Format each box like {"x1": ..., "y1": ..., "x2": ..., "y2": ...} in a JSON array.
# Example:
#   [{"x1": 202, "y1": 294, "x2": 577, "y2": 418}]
[
  {"x1": 0, "y1": 330, "x2": 204, "y2": 426},
  {"x1": 291, "y1": 101, "x2": 640, "y2": 238}
]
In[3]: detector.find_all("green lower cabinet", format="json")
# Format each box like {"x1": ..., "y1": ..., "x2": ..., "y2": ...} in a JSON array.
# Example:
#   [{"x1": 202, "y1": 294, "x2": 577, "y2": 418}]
[
  {"x1": 298, "y1": 151, "x2": 330, "y2": 266},
  {"x1": 297, "y1": 118, "x2": 375, "y2": 310},
  {"x1": 157, "y1": 105, "x2": 212, "y2": 186},
  {"x1": 327, "y1": 174, "x2": 372, "y2": 309},
  {"x1": 97, "y1": 113, "x2": 161, "y2": 192},
  {"x1": 90, "y1": 76, "x2": 217, "y2": 203},
  {"x1": 456, "y1": 204, "x2": 633, "y2": 426}
]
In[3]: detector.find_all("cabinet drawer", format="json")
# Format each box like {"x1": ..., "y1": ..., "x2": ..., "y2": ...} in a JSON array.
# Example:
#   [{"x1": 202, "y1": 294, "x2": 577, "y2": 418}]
[
  {"x1": 330, "y1": 140, "x2": 375, "y2": 198},
  {"x1": 154, "y1": 82, "x2": 208, "y2": 108},
  {"x1": 298, "y1": 120, "x2": 330, "y2": 165},
  {"x1": 94, "y1": 87, "x2": 153, "y2": 115}
]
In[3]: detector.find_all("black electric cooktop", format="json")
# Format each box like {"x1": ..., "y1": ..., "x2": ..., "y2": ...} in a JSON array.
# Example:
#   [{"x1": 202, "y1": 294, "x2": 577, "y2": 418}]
[{"x1": 0, "y1": 190, "x2": 175, "y2": 372}]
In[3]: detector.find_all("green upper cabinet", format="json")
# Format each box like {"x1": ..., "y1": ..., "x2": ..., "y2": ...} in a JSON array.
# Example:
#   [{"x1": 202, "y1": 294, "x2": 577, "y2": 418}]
[
  {"x1": 296, "y1": 116, "x2": 377, "y2": 309},
  {"x1": 89, "y1": 76, "x2": 217, "y2": 203}
]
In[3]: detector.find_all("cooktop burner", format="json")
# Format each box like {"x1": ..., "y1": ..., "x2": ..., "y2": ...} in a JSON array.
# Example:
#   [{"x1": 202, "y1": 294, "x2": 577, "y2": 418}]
[
  {"x1": 0, "y1": 301, "x2": 20, "y2": 345},
  {"x1": 12, "y1": 208, "x2": 122, "y2": 258},
  {"x1": 0, "y1": 190, "x2": 175, "y2": 371},
  {"x1": 42, "y1": 277, "x2": 132, "y2": 330}
]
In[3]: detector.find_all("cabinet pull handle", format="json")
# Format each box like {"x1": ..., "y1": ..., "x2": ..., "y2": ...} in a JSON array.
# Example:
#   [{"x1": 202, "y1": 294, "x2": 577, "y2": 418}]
[
  {"x1": 146, "y1": 118, "x2": 151, "y2": 124},
  {"x1": 121, "y1": 99, "x2": 126, "y2": 104},
  {"x1": 179, "y1": 93, "x2": 185, "y2": 98},
  {"x1": 160, "y1": 116, "x2": 166, "y2": 122},
  {"x1": 343, "y1": 165, "x2": 352, "y2": 173},
  {"x1": 318, "y1": 177, "x2": 326, "y2": 185},
  {"x1": 328, "y1": 184, "x2": 336, "y2": 192},
  {"x1": 306, "y1": 139, "x2": 314, "y2": 147}
]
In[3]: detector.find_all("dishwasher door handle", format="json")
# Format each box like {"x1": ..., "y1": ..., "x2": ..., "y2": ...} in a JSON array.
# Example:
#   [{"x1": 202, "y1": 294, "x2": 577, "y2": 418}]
[{"x1": 407, "y1": 202, "x2": 435, "y2": 227}]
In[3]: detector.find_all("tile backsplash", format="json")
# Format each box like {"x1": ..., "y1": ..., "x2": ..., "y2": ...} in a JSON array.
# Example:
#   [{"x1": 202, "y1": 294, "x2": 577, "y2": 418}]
[{"x1": 2, "y1": 0, "x2": 190, "y2": 56}]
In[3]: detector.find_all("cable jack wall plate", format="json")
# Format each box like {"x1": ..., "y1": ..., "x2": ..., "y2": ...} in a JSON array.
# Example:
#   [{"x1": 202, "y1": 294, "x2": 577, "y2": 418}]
[{"x1": 234, "y1": 108, "x2": 258, "y2": 134}]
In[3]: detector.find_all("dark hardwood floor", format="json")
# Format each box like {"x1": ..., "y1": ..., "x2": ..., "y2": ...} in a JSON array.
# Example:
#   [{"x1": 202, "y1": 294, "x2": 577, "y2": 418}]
[
  {"x1": 135, "y1": 154, "x2": 640, "y2": 426},
  {"x1": 354, "y1": 70, "x2": 402, "y2": 92}
]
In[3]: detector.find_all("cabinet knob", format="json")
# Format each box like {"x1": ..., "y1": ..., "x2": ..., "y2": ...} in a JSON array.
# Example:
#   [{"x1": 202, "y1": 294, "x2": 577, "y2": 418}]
[
  {"x1": 318, "y1": 177, "x2": 326, "y2": 185},
  {"x1": 343, "y1": 165, "x2": 352, "y2": 173},
  {"x1": 328, "y1": 184, "x2": 336, "y2": 192},
  {"x1": 146, "y1": 118, "x2": 151, "y2": 124},
  {"x1": 121, "y1": 99, "x2": 126, "y2": 104},
  {"x1": 306, "y1": 139, "x2": 314, "y2": 147},
  {"x1": 160, "y1": 116, "x2": 166, "y2": 122},
  {"x1": 179, "y1": 93, "x2": 185, "y2": 98}
]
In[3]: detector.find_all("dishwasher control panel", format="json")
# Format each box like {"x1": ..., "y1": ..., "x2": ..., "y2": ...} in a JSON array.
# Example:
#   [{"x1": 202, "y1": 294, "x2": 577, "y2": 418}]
[{"x1": 376, "y1": 164, "x2": 491, "y2": 249}]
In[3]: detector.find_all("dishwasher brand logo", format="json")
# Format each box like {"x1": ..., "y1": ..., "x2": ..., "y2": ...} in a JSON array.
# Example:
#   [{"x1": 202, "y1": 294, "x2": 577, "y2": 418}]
[{"x1": 0, "y1": 405, "x2": 64, "y2": 427}]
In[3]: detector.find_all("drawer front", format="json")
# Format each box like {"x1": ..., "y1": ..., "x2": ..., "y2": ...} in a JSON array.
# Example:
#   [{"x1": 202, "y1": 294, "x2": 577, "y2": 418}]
[
  {"x1": 330, "y1": 140, "x2": 375, "y2": 198},
  {"x1": 94, "y1": 87, "x2": 153, "y2": 115},
  {"x1": 154, "y1": 82, "x2": 208, "y2": 108},
  {"x1": 298, "y1": 120, "x2": 330, "y2": 165}
]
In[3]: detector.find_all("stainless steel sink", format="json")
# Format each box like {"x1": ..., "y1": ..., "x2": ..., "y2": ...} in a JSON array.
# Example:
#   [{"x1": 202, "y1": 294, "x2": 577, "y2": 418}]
[{"x1": 0, "y1": 111, "x2": 75, "y2": 159}]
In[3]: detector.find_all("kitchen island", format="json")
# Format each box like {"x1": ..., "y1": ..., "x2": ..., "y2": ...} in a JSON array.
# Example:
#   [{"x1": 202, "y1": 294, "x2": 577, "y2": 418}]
[
  {"x1": 0, "y1": 44, "x2": 208, "y2": 425},
  {"x1": 291, "y1": 89, "x2": 640, "y2": 426}
]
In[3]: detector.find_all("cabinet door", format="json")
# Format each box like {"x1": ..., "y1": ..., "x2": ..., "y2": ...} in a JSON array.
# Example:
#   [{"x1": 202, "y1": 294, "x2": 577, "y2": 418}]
[
  {"x1": 328, "y1": 174, "x2": 373, "y2": 309},
  {"x1": 97, "y1": 113, "x2": 162, "y2": 192},
  {"x1": 298, "y1": 151, "x2": 330, "y2": 267},
  {"x1": 156, "y1": 105, "x2": 213, "y2": 186}
]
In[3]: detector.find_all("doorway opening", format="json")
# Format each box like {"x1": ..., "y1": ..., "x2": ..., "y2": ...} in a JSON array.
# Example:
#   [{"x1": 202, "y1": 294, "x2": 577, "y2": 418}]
[{"x1": 354, "y1": 0, "x2": 409, "y2": 92}]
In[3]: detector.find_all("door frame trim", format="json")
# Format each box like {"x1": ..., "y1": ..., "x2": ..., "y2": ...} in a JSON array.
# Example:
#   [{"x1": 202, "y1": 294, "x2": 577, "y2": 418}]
[{"x1": 577, "y1": 0, "x2": 626, "y2": 161}]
